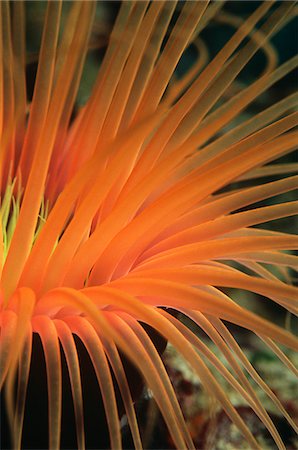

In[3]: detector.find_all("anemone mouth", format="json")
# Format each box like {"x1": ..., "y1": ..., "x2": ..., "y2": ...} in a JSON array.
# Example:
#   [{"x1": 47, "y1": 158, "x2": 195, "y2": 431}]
[{"x1": 1, "y1": 1, "x2": 298, "y2": 449}]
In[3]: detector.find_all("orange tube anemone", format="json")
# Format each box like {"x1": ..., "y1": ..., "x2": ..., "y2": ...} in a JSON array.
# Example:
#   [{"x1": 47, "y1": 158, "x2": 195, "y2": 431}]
[{"x1": 0, "y1": 1, "x2": 297, "y2": 449}]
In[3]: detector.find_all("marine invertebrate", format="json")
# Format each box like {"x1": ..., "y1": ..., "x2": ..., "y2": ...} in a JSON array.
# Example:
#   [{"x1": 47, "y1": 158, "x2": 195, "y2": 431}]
[{"x1": 0, "y1": 1, "x2": 297, "y2": 449}]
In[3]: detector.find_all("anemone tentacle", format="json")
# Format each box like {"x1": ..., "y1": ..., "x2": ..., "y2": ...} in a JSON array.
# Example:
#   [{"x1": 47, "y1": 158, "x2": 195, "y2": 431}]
[{"x1": 0, "y1": 2, "x2": 297, "y2": 449}]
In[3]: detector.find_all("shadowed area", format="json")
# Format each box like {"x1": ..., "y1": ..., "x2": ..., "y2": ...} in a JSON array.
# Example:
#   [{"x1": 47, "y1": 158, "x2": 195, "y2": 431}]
[{"x1": 1, "y1": 326, "x2": 166, "y2": 449}]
